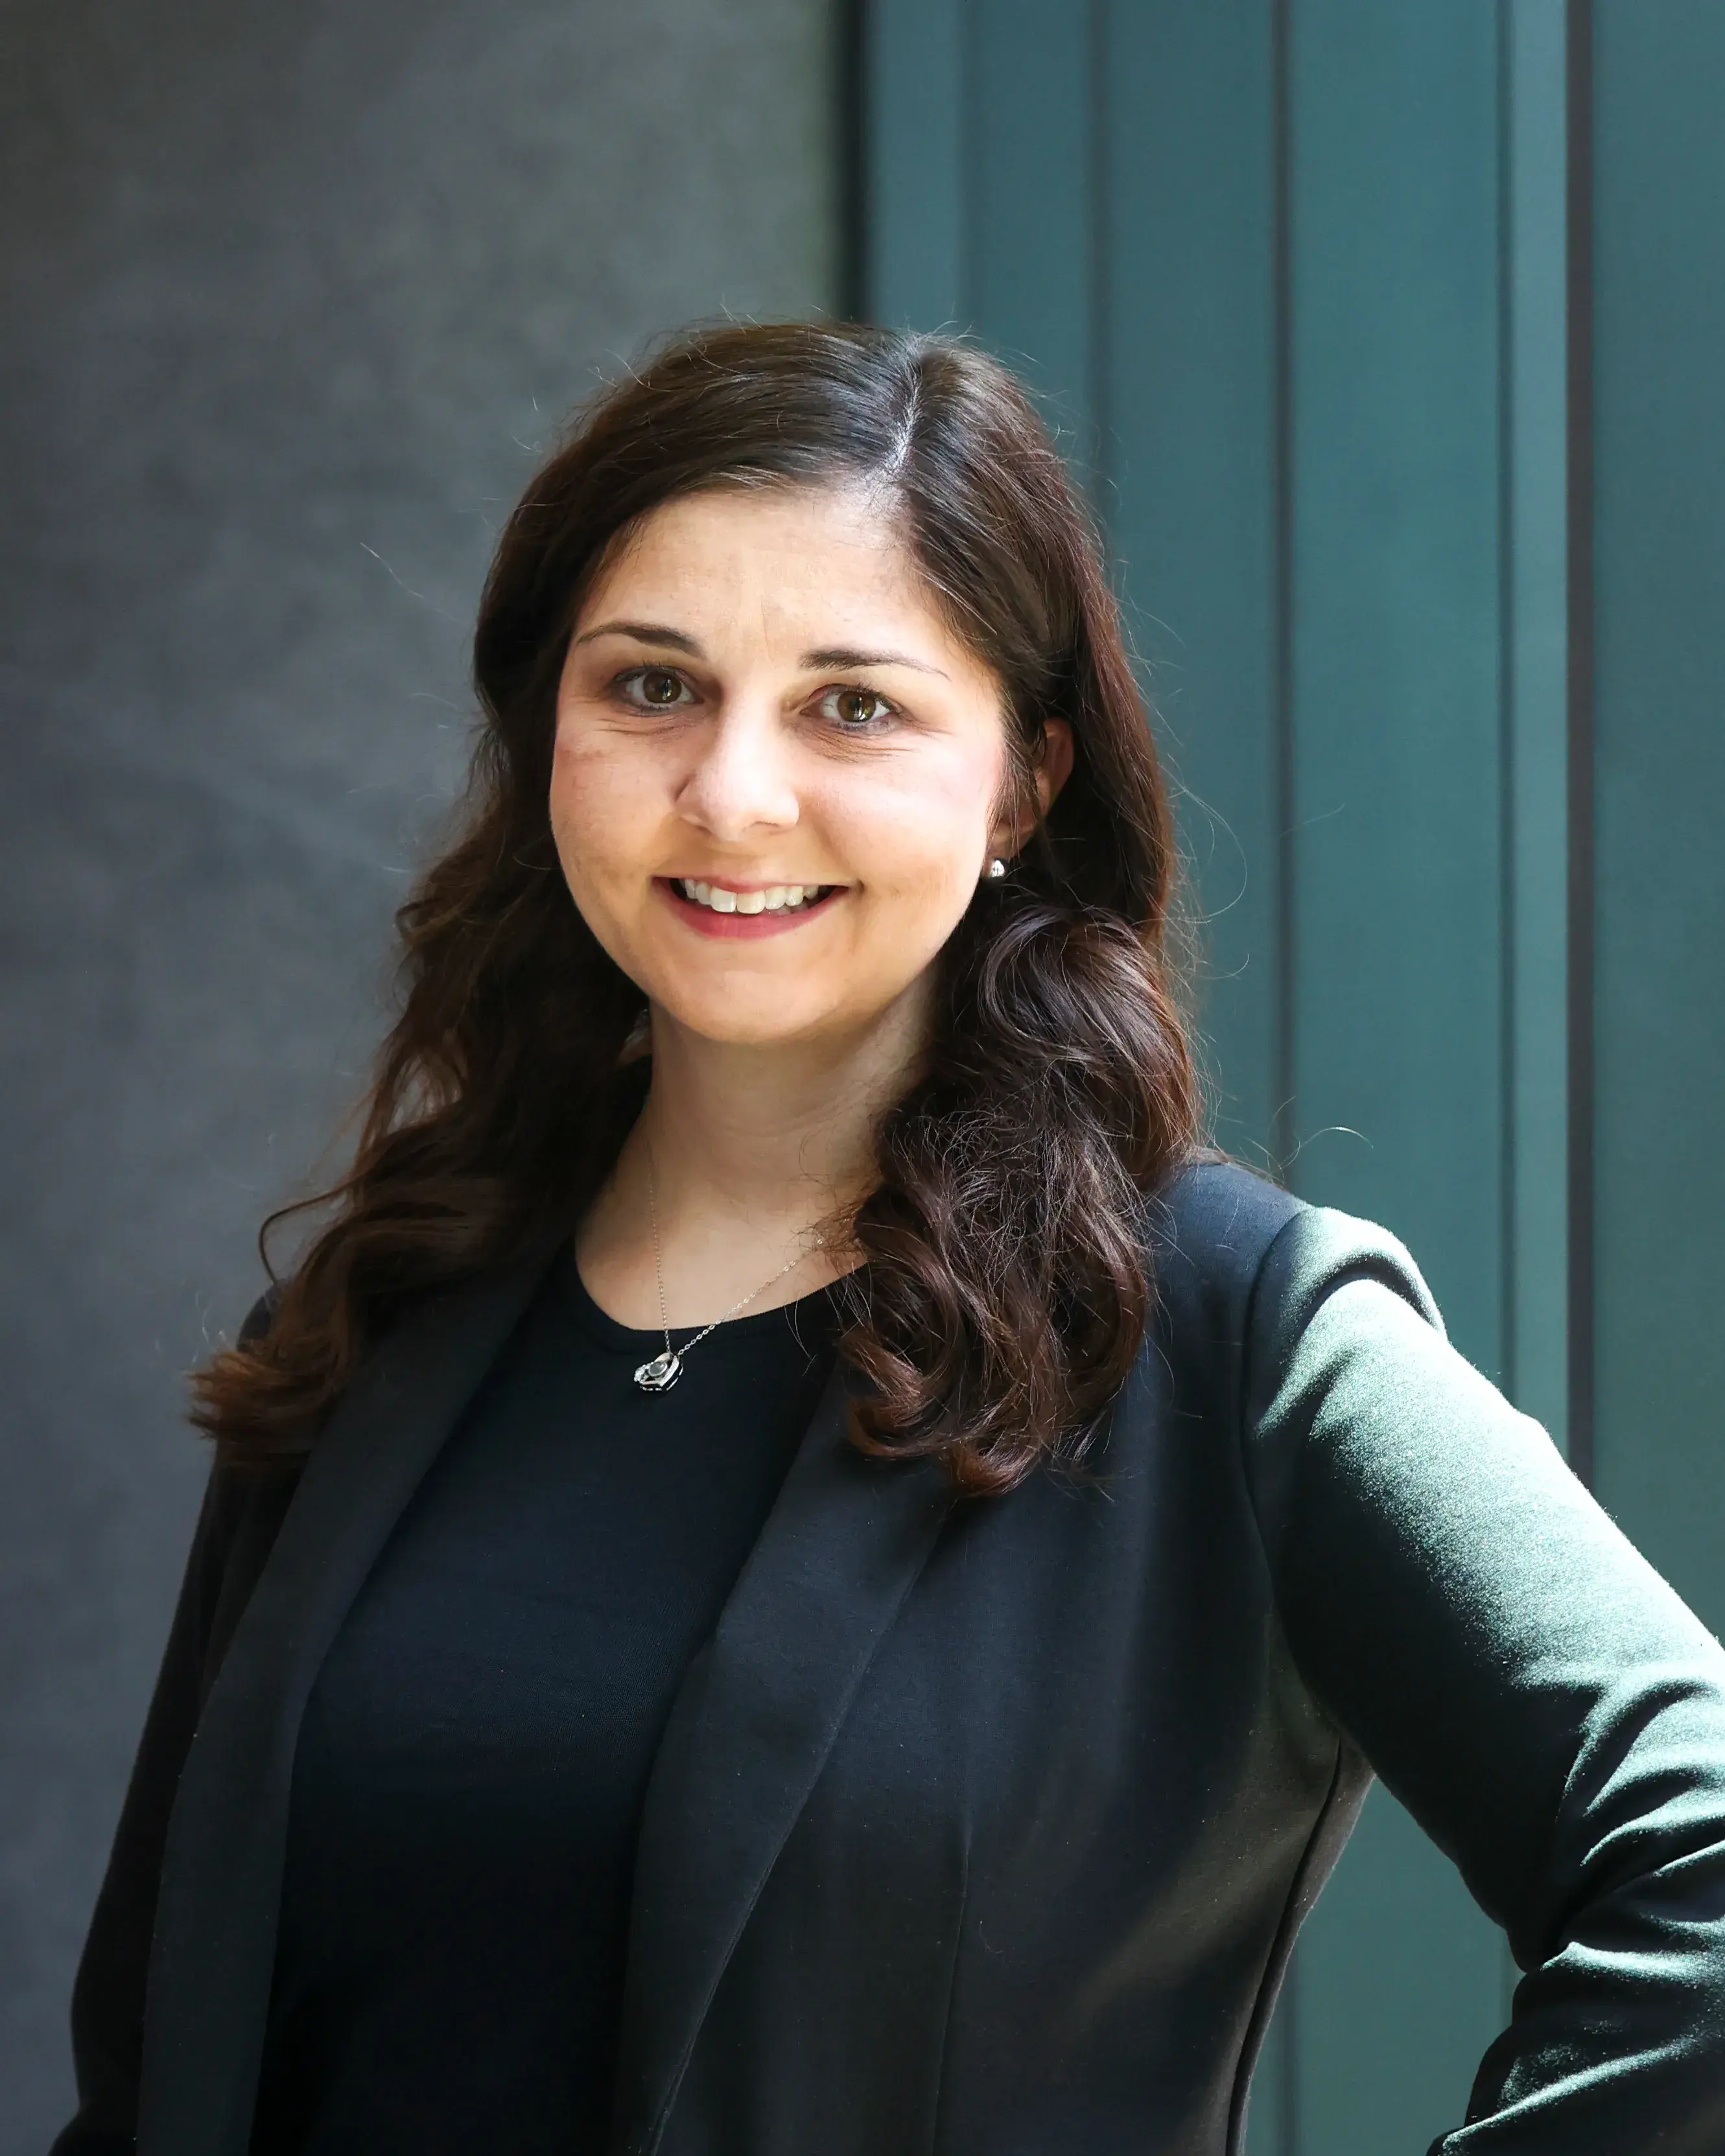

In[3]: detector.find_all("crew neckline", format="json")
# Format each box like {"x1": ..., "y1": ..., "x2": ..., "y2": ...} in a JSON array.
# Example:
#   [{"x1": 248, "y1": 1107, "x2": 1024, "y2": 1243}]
[{"x1": 556, "y1": 1243, "x2": 856, "y2": 1360}]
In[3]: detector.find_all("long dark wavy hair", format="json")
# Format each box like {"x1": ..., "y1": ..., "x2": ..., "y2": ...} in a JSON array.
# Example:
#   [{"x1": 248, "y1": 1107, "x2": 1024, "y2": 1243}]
[{"x1": 193, "y1": 320, "x2": 1202, "y2": 1495}]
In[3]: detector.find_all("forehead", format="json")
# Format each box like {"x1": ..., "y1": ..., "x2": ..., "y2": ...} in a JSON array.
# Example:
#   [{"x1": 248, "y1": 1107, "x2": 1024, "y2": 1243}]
[{"x1": 576, "y1": 482, "x2": 957, "y2": 650}]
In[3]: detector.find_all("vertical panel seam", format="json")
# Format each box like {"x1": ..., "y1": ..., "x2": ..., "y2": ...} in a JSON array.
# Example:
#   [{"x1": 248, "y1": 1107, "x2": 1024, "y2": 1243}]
[
  {"x1": 1497, "y1": 0, "x2": 1518, "y2": 1401},
  {"x1": 1565, "y1": 0, "x2": 1597, "y2": 1490},
  {"x1": 835, "y1": 0, "x2": 867, "y2": 320},
  {"x1": 1088, "y1": 0, "x2": 1112, "y2": 507},
  {"x1": 1496, "y1": 0, "x2": 1526, "y2": 2032},
  {"x1": 1267, "y1": 8, "x2": 1293, "y2": 2130},
  {"x1": 957, "y1": 0, "x2": 978, "y2": 327},
  {"x1": 1269, "y1": 13, "x2": 1302, "y2": 2144},
  {"x1": 1271, "y1": 0, "x2": 1297, "y2": 1200}
]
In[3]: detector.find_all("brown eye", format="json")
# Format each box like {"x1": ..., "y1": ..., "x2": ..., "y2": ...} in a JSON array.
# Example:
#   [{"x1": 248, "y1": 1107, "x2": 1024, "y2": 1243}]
[
  {"x1": 620, "y1": 666, "x2": 690, "y2": 710},
  {"x1": 639, "y1": 668, "x2": 683, "y2": 706},
  {"x1": 821, "y1": 685, "x2": 892, "y2": 730}
]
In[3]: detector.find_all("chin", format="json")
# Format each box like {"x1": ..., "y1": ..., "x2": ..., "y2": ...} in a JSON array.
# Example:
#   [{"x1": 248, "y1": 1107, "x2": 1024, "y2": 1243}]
[{"x1": 669, "y1": 1006, "x2": 834, "y2": 1048}]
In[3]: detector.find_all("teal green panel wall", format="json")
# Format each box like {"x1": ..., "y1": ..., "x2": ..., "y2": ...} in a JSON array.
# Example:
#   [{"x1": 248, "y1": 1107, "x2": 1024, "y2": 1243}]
[
  {"x1": 968, "y1": 0, "x2": 1096, "y2": 462},
  {"x1": 1504, "y1": 0, "x2": 1571, "y2": 1455},
  {"x1": 862, "y1": 0, "x2": 963, "y2": 329},
  {"x1": 1590, "y1": 2, "x2": 1725, "y2": 1639},
  {"x1": 1103, "y1": 1, "x2": 1280, "y2": 1162},
  {"x1": 1284, "y1": 0, "x2": 1503, "y2": 1357}
]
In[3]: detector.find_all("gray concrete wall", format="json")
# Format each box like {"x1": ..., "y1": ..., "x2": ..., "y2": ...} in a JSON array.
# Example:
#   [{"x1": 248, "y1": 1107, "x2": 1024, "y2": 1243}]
[{"x1": 0, "y1": 1, "x2": 837, "y2": 2140}]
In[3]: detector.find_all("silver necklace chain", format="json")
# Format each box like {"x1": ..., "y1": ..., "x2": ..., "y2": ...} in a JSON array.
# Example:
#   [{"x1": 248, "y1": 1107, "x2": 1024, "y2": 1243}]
[{"x1": 631, "y1": 1151, "x2": 812, "y2": 1393}]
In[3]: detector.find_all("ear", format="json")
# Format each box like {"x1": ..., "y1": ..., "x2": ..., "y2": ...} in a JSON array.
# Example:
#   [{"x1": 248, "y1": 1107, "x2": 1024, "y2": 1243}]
[
  {"x1": 990, "y1": 718, "x2": 1075, "y2": 856},
  {"x1": 1033, "y1": 718, "x2": 1075, "y2": 813}
]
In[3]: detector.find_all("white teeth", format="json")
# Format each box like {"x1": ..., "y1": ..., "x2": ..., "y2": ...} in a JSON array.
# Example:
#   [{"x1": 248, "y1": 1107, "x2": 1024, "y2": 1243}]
[{"x1": 677, "y1": 878, "x2": 830, "y2": 915}]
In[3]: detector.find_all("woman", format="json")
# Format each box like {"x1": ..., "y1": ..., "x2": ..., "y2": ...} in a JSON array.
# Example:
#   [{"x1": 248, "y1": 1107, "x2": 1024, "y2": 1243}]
[{"x1": 55, "y1": 322, "x2": 1725, "y2": 2156}]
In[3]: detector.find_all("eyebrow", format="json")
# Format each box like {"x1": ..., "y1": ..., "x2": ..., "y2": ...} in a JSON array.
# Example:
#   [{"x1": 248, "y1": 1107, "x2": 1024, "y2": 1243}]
[
  {"x1": 803, "y1": 644, "x2": 948, "y2": 679},
  {"x1": 572, "y1": 619, "x2": 702, "y2": 654},
  {"x1": 572, "y1": 620, "x2": 948, "y2": 679}
]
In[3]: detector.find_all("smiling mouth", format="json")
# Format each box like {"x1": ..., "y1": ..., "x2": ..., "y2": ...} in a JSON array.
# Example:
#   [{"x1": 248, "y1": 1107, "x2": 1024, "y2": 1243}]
[{"x1": 670, "y1": 877, "x2": 841, "y2": 917}]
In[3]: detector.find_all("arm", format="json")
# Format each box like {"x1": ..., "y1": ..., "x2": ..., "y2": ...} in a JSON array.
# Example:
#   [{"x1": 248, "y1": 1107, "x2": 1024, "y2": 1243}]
[
  {"x1": 1246, "y1": 1208, "x2": 1725, "y2": 2155},
  {"x1": 51, "y1": 1470, "x2": 237, "y2": 2155},
  {"x1": 52, "y1": 1296, "x2": 294, "y2": 2156}
]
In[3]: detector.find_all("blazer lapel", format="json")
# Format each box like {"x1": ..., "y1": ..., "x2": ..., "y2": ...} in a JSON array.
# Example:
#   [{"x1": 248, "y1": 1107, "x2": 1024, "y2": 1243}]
[
  {"x1": 137, "y1": 1239, "x2": 562, "y2": 2156},
  {"x1": 613, "y1": 1363, "x2": 956, "y2": 2156}
]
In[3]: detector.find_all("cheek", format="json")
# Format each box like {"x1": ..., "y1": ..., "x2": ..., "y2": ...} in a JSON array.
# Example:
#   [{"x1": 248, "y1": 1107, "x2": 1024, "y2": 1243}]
[
  {"x1": 839, "y1": 749, "x2": 999, "y2": 899},
  {"x1": 549, "y1": 732, "x2": 651, "y2": 872}
]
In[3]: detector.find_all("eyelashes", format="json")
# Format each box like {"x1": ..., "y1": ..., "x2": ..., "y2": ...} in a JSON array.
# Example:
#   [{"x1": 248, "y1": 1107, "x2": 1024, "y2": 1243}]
[
  {"x1": 615, "y1": 666, "x2": 693, "y2": 711},
  {"x1": 813, "y1": 684, "x2": 897, "y2": 731},
  {"x1": 608, "y1": 667, "x2": 902, "y2": 734}
]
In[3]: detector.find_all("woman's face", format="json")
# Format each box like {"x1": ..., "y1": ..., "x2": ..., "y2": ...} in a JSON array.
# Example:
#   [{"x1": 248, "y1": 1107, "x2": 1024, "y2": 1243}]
[{"x1": 550, "y1": 482, "x2": 1070, "y2": 1054}]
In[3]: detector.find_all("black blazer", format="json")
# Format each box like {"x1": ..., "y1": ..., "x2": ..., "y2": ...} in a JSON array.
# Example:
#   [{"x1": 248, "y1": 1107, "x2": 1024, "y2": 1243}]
[{"x1": 54, "y1": 1164, "x2": 1725, "y2": 2154}]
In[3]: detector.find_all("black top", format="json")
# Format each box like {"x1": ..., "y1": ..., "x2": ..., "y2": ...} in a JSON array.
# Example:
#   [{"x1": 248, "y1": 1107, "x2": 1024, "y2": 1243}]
[{"x1": 252, "y1": 1247, "x2": 845, "y2": 2155}]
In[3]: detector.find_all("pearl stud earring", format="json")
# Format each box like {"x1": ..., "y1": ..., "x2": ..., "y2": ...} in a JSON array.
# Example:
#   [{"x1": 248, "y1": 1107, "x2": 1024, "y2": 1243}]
[{"x1": 986, "y1": 858, "x2": 1007, "y2": 880}]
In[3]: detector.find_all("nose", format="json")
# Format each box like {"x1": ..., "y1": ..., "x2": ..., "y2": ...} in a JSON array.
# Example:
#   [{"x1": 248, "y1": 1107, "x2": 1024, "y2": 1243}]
[{"x1": 672, "y1": 698, "x2": 800, "y2": 841}]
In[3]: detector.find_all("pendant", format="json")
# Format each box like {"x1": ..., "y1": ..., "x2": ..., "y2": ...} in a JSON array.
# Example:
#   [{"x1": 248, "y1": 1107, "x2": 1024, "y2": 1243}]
[{"x1": 633, "y1": 1350, "x2": 683, "y2": 1392}]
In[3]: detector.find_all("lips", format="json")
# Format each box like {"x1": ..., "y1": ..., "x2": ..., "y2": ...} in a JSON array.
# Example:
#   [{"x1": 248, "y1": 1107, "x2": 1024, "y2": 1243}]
[
  {"x1": 656, "y1": 876, "x2": 844, "y2": 939},
  {"x1": 675, "y1": 876, "x2": 836, "y2": 917}
]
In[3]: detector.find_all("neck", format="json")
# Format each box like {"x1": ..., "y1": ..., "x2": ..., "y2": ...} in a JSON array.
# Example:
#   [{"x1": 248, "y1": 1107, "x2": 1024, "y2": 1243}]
[
  {"x1": 575, "y1": 983, "x2": 930, "y2": 1328},
  {"x1": 635, "y1": 987, "x2": 927, "y2": 1233}
]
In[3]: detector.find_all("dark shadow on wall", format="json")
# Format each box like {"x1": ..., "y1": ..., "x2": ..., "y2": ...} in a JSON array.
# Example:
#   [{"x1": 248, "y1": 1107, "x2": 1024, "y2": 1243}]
[{"x1": 0, "y1": 1, "x2": 838, "y2": 2141}]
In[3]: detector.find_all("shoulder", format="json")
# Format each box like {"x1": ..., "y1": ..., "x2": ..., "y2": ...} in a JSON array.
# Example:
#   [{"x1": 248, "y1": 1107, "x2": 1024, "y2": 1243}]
[
  {"x1": 1147, "y1": 1156, "x2": 1300, "y2": 1279},
  {"x1": 1142, "y1": 1156, "x2": 1299, "y2": 1348},
  {"x1": 237, "y1": 1283, "x2": 282, "y2": 1348},
  {"x1": 1141, "y1": 1157, "x2": 1446, "y2": 1421},
  {"x1": 180, "y1": 1282, "x2": 301, "y2": 1693}
]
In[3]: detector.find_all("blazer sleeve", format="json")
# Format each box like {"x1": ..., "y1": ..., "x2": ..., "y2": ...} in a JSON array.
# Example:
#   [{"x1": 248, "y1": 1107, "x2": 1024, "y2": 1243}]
[
  {"x1": 1243, "y1": 1205, "x2": 1725, "y2": 2155},
  {"x1": 52, "y1": 1296, "x2": 295, "y2": 2156}
]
